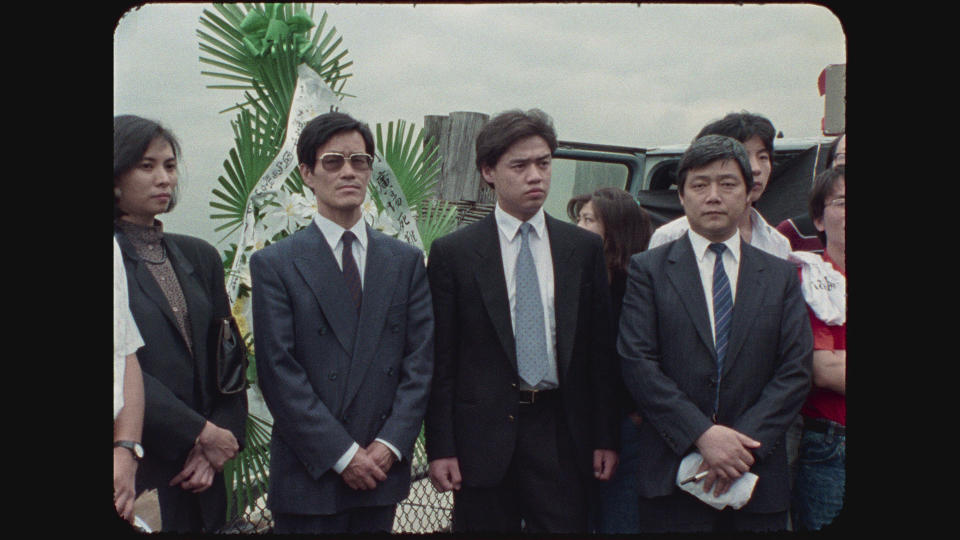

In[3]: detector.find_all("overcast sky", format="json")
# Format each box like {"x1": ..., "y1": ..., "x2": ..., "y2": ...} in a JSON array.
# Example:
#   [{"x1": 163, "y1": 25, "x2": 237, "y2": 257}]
[{"x1": 113, "y1": 2, "x2": 846, "y2": 249}]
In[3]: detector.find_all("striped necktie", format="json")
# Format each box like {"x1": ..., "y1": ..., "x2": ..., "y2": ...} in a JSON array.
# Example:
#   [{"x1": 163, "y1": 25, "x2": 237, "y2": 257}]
[{"x1": 709, "y1": 242, "x2": 733, "y2": 369}]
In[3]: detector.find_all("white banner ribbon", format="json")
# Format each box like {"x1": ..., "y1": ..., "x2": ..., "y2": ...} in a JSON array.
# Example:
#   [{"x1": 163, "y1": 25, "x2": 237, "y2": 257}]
[
  {"x1": 226, "y1": 63, "x2": 422, "y2": 301},
  {"x1": 226, "y1": 64, "x2": 340, "y2": 301}
]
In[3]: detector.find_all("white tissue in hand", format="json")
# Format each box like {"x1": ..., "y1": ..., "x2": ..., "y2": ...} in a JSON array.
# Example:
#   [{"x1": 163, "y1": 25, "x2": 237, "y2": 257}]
[{"x1": 676, "y1": 452, "x2": 758, "y2": 510}]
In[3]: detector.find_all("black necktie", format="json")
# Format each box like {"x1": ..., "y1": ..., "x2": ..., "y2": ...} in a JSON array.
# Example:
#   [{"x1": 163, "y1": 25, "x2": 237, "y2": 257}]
[{"x1": 341, "y1": 231, "x2": 362, "y2": 313}]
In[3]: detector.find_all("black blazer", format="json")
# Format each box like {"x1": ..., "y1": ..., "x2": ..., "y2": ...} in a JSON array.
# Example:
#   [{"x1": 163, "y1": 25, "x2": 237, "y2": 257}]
[
  {"x1": 425, "y1": 213, "x2": 620, "y2": 486},
  {"x1": 115, "y1": 228, "x2": 247, "y2": 478},
  {"x1": 617, "y1": 235, "x2": 812, "y2": 513}
]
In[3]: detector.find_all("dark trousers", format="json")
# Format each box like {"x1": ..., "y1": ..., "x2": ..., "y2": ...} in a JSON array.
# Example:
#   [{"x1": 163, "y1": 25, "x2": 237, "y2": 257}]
[
  {"x1": 137, "y1": 460, "x2": 227, "y2": 533},
  {"x1": 636, "y1": 491, "x2": 787, "y2": 533},
  {"x1": 273, "y1": 504, "x2": 396, "y2": 534},
  {"x1": 452, "y1": 392, "x2": 588, "y2": 533}
]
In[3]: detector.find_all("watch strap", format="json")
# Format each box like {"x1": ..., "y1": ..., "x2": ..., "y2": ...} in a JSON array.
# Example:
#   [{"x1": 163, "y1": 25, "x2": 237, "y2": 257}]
[{"x1": 114, "y1": 440, "x2": 143, "y2": 460}]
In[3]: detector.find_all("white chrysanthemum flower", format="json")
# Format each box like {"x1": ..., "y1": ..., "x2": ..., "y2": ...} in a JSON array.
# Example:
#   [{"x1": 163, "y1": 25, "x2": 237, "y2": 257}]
[{"x1": 261, "y1": 190, "x2": 314, "y2": 234}]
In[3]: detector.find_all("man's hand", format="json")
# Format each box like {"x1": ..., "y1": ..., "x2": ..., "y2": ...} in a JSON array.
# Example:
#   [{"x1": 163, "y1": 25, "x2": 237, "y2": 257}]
[
  {"x1": 428, "y1": 457, "x2": 462, "y2": 492},
  {"x1": 366, "y1": 441, "x2": 398, "y2": 474},
  {"x1": 695, "y1": 425, "x2": 760, "y2": 496},
  {"x1": 113, "y1": 446, "x2": 139, "y2": 522},
  {"x1": 341, "y1": 447, "x2": 388, "y2": 491},
  {"x1": 593, "y1": 449, "x2": 619, "y2": 481},
  {"x1": 195, "y1": 421, "x2": 239, "y2": 471},
  {"x1": 170, "y1": 446, "x2": 216, "y2": 493}
]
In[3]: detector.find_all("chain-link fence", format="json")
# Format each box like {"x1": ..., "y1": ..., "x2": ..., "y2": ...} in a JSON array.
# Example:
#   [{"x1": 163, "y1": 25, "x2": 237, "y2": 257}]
[{"x1": 220, "y1": 432, "x2": 452, "y2": 534}]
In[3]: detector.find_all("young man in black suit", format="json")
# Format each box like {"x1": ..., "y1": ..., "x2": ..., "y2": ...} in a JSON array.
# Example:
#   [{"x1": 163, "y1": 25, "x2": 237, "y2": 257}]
[{"x1": 425, "y1": 109, "x2": 620, "y2": 533}]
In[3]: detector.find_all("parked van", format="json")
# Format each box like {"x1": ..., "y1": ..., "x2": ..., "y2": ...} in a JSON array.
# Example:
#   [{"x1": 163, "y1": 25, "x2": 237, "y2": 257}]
[{"x1": 549, "y1": 136, "x2": 835, "y2": 228}]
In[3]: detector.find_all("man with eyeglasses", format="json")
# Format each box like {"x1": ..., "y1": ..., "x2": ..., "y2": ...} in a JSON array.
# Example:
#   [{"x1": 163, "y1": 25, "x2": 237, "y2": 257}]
[
  {"x1": 791, "y1": 165, "x2": 846, "y2": 531},
  {"x1": 249, "y1": 111, "x2": 434, "y2": 533}
]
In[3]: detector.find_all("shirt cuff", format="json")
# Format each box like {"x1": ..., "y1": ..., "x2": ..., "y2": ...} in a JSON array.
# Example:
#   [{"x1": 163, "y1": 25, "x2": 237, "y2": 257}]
[
  {"x1": 333, "y1": 442, "x2": 359, "y2": 474},
  {"x1": 376, "y1": 438, "x2": 402, "y2": 461}
]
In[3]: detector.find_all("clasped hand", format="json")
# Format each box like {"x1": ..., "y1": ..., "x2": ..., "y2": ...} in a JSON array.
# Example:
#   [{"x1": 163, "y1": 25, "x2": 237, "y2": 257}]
[
  {"x1": 342, "y1": 441, "x2": 395, "y2": 490},
  {"x1": 694, "y1": 424, "x2": 760, "y2": 496},
  {"x1": 170, "y1": 421, "x2": 239, "y2": 493}
]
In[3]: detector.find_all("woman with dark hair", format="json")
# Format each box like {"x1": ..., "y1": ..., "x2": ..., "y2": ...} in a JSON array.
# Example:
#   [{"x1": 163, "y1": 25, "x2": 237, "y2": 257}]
[
  {"x1": 113, "y1": 115, "x2": 247, "y2": 533},
  {"x1": 567, "y1": 187, "x2": 652, "y2": 321},
  {"x1": 567, "y1": 187, "x2": 652, "y2": 533}
]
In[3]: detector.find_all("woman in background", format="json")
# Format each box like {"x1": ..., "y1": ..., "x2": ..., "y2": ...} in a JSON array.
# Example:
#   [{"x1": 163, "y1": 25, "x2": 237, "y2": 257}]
[
  {"x1": 567, "y1": 187, "x2": 652, "y2": 533},
  {"x1": 114, "y1": 115, "x2": 247, "y2": 533}
]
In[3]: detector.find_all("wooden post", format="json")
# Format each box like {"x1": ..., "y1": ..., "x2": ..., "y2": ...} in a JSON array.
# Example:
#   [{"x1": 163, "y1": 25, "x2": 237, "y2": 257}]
[{"x1": 424, "y1": 111, "x2": 492, "y2": 203}]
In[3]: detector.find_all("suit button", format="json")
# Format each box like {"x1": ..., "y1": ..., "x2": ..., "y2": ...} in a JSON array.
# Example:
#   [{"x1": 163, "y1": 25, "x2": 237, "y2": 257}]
[
  {"x1": 511, "y1": 383, "x2": 518, "y2": 389},
  {"x1": 380, "y1": 413, "x2": 388, "y2": 420},
  {"x1": 318, "y1": 326, "x2": 327, "y2": 335},
  {"x1": 329, "y1": 372, "x2": 338, "y2": 381},
  {"x1": 387, "y1": 367, "x2": 395, "y2": 376},
  {"x1": 507, "y1": 415, "x2": 515, "y2": 422},
  {"x1": 709, "y1": 376, "x2": 719, "y2": 387}
]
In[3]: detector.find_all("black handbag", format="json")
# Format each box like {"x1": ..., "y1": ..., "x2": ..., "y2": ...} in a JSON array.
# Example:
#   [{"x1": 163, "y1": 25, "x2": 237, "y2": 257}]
[{"x1": 216, "y1": 316, "x2": 248, "y2": 394}]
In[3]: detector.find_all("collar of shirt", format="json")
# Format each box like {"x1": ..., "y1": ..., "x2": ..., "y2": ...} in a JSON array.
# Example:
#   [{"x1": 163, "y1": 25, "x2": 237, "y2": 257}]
[
  {"x1": 494, "y1": 203, "x2": 547, "y2": 243},
  {"x1": 747, "y1": 207, "x2": 793, "y2": 259},
  {"x1": 313, "y1": 213, "x2": 368, "y2": 250},
  {"x1": 313, "y1": 213, "x2": 368, "y2": 284},
  {"x1": 688, "y1": 228, "x2": 741, "y2": 266},
  {"x1": 687, "y1": 228, "x2": 740, "y2": 343}
]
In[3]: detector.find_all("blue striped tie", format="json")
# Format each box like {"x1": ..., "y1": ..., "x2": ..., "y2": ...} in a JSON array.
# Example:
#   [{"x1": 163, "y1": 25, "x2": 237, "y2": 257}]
[
  {"x1": 709, "y1": 243, "x2": 732, "y2": 419},
  {"x1": 515, "y1": 222, "x2": 548, "y2": 387},
  {"x1": 709, "y1": 242, "x2": 733, "y2": 374}
]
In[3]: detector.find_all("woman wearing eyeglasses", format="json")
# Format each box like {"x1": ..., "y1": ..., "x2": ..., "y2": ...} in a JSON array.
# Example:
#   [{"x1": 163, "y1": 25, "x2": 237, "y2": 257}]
[
  {"x1": 791, "y1": 165, "x2": 846, "y2": 531},
  {"x1": 113, "y1": 115, "x2": 248, "y2": 533}
]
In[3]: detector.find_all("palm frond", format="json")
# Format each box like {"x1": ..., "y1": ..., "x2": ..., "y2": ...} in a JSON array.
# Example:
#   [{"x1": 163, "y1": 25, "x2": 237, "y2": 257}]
[
  {"x1": 208, "y1": 107, "x2": 286, "y2": 243},
  {"x1": 374, "y1": 120, "x2": 443, "y2": 212},
  {"x1": 416, "y1": 199, "x2": 459, "y2": 255},
  {"x1": 223, "y1": 412, "x2": 273, "y2": 522}
]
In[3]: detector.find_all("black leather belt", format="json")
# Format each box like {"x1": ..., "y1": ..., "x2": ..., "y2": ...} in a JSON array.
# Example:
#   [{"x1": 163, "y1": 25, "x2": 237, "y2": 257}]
[
  {"x1": 518, "y1": 388, "x2": 558, "y2": 405},
  {"x1": 804, "y1": 416, "x2": 845, "y2": 436}
]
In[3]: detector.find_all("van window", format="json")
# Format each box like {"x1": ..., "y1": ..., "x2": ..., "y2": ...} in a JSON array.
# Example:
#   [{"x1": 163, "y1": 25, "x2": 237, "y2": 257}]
[{"x1": 546, "y1": 158, "x2": 629, "y2": 221}]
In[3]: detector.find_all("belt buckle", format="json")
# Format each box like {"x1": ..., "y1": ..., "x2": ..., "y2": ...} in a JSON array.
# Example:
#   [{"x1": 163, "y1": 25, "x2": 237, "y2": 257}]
[{"x1": 519, "y1": 389, "x2": 538, "y2": 405}]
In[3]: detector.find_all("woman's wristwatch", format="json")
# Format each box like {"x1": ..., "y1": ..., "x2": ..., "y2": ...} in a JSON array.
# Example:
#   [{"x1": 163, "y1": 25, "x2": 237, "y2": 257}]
[{"x1": 114, "y1": 440, "x2": 144, "y2": 460}]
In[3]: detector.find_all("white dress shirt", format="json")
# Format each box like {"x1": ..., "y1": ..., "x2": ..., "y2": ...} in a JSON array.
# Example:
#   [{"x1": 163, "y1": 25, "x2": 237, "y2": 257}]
[
  {"x1": 313, "y1": 213, "x2": 368, "y2": 286},
  {"x1": 311, "y1": 214, "x2": 402, "y2": 471},
  {"x1": 494, "y1": 204, "x2": 559, "y2": 390},
  {"x1": 649, "y1": 207, "x2": 792, "y2": 260},
  {"x1": 114, "y1": 236, "x2": 143, "y2": 419},
  {"x1": 687, "y1": 229, "x2": 741, "y2": 346}
]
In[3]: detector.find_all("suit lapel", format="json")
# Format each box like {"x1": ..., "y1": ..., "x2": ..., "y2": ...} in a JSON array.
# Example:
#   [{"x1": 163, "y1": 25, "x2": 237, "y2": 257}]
[
  {"x1": 292, "y1": 225, "x2": 359, "y2": 354},
  {"x1": 115, "y1": 232, "x2": 188, "y2": 352},
  {"x1": 723, "y1": 241, "x2": 767, "y2": 376},
  {"x1": 342, "y1": 227, "x2": 398, "y2": 410},
  {"x1": 474, "y1": 214, "x2": 517, "y2": 373},
  {"x1": 165, "y1": 238, "x2": 212, "y2": 354},
  {"x1": 665, "y1": 236, "x2": 716, "y2": 357},
  {"x1": 546, "y1": 215, "x2": 578, "y2": 381}
]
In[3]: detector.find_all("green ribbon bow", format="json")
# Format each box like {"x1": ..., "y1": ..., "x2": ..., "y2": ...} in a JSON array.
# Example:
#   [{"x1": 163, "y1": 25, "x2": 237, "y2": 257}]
[{"x1": 239, "y1": 4, "x2": 314, "y2": 57}]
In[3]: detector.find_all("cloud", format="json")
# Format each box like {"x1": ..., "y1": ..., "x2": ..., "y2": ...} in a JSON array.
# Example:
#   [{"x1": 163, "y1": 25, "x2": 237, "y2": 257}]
[{"x1": 114, "y1": 2, "x2": 845, "y2": 248}]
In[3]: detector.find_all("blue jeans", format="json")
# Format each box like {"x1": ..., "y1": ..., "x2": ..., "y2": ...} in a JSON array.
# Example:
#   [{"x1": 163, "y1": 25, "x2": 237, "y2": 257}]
[
  {"x1": 792, "y1": 421, "x2": 845, "y2": 531},
  {"x1": 591, "y1": 415, "x2": 641, "y2": 533}
]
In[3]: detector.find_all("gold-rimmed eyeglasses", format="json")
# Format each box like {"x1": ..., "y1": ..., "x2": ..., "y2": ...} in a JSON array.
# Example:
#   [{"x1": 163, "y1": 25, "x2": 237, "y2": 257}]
[{"x1": 318, "y1": 152, "x2": 374, "y2": 172}]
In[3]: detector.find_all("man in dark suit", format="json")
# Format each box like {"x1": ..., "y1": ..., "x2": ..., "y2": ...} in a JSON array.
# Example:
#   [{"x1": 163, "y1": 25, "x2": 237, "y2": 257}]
[
  {"x1": 425, "y1": 109, "x2": 620, "y2": 533},
  {"x1": 617, "y1": 134, "x2": 813, "y2": 532},
  {"x1": 250, "y1": 112, "x2": 434, "y2": 534}
]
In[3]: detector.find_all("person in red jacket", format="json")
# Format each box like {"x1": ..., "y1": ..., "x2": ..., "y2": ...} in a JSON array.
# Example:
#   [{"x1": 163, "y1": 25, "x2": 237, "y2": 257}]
[{"x1": 791, "y1": 165, "x2": 846, "y2": 531}]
